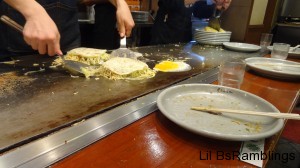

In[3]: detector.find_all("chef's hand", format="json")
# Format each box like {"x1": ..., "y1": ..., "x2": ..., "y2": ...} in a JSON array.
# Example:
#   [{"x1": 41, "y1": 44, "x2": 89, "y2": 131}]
[
  {"x1": 4, "y1": 0, "x2": 62, "y2": 56},
  {"x1": 23, "y1": 13, "x2": 62, "y2": 56},
  {"x1": 115, "y1": 0, "x2": 135, "y2": 37},
  {"x1": 213, "y1": 0, "x2": 231, "y2": 10},
  {"x1": 82, "y1": 0, "x2": 135, "y2": 37}
]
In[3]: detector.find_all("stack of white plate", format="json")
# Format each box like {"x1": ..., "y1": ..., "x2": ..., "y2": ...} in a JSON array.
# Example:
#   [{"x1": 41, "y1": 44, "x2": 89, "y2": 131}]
[{"x1": 194, "y1": 29, "x2": 232, "y2": 45}]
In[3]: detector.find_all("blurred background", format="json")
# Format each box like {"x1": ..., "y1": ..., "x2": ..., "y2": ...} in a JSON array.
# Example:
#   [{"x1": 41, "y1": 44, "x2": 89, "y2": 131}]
[{"x1": 77, "y1": 0, "x2": 300, "y2": 47}]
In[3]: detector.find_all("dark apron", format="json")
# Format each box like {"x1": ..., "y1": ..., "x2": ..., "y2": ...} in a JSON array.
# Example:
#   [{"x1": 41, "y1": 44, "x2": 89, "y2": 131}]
[
  {"x1": 93, "y1": 3, "x2": 120, "y2": 50},
  {"x1": 151, "y1": 0, "x2": 193, "y2": 45},
  {"x1": 0, "y1": 0, "x2": 80, "y2": 58},
  {"x1": 193, "y1": 1, "x2": 214, "y2": 19},
  {"x1": 150, "y1": 0, "x2": 214, "y2": 45}
]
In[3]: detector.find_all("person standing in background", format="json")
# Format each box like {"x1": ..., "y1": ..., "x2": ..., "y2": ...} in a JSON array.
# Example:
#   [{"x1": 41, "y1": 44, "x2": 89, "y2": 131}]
[
  {"x1": 150, "y1": 0, "x2": 231, "y2": 45},
  {"x1": 80, "y1": 0, "x2": 134, "y2": 50},
  {"x1": 193, "y1": 0, "x2": 231, "y2": 19},
  {"x1": 0, "y1": 0, "x2": 134, "y2": 60},
  {"x1": 93, "y1": 3, "x2": 120, "y2": 49}
]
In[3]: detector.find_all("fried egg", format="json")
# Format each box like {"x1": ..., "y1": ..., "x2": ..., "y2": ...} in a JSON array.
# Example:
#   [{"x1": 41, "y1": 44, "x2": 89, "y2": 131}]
[{"x1": 154, "y1": 61, "x2": 191, "y2": 72}]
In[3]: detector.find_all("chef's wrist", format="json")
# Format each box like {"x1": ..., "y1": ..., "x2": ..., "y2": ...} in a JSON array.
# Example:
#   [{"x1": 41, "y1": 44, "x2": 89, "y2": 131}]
[{"x1": 109, "y1": 0, "x2": 127, "y2": 8}]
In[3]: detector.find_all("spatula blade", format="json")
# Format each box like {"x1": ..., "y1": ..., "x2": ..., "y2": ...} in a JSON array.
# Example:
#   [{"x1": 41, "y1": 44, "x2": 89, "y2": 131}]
[
  {"x1": 208, "y1": 17, "x2": 221, "y2": 31},
  {"x1": 62, "y1": 56, "x2": 91, "y2": 76},
  {"x1": 111, "y1": 37, "x2": 136, "y2": 58}
]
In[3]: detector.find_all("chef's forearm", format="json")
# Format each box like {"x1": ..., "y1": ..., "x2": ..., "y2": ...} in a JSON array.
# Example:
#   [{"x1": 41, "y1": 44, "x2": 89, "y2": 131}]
[{"x1": 3, "y1": 0, "x2": 48, "y2": 20}]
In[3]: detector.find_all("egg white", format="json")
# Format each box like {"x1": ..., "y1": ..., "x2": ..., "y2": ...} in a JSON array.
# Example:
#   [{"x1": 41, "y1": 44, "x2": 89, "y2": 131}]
[{"x1": 154, "y1": 61, "x2": 191, "y2": 72}]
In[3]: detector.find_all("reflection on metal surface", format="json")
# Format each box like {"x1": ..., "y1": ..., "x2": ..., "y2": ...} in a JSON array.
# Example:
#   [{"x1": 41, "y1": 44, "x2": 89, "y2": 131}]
[{"x1": 183, "y1": 41, "x2": 206, "y2": 62}]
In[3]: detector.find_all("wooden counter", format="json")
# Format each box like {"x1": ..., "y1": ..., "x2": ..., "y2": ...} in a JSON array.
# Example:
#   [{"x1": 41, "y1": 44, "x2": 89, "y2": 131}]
[{"x1": 52, "y1": 57, "x2": 300, "y2": 168}]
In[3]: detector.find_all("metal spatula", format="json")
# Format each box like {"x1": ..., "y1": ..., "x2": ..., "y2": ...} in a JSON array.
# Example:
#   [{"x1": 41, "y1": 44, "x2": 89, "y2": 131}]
[
  {"x1": 111, "y1": 36, "x2": 135, "y2": 58},
  {"x1": 60, "y1": 56, "x2": 92, "y2": 76},
  {"x1": 208, "y1": 7, "x2": 224, "y2": 31}
]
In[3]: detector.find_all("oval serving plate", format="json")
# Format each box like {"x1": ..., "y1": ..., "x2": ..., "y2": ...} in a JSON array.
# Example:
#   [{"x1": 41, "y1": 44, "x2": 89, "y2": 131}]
[
  {"x1": 245, "y1": 57, "x2": 300, "y2": 79},
  {"x1": 157, "y1": 84, "x2": 284, "y2": 141},
  {"x1": 223, "y1": 42, "x2": 261, "y2": 52}
]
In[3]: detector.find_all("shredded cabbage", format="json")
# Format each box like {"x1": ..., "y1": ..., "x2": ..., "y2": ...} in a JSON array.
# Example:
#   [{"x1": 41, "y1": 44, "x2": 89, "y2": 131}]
[
  {"x1": 65, "y1": 53, "x2": 110, "y2": 65},
  {"x1": 81, "y1": 66, "x2": 156, "y2": 80}
]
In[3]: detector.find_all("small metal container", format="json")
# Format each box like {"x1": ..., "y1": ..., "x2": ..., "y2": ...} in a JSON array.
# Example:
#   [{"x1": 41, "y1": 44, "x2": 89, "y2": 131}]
[{"x1": 131, "y1": 11, "x2": 150, "y2": 22}]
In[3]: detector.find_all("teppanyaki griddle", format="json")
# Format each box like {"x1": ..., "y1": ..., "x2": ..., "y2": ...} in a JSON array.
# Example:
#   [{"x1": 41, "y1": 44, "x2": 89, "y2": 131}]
[{"x1": 0, "y1": 43, "x2": 264, "y2": 153}]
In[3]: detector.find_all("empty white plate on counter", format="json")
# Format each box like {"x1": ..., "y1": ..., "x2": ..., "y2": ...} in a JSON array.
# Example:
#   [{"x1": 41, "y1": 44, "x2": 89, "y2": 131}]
[
  {"x1": 157, "y1": 84, "x2": 284, "y2": 141},
  {"x1": 245, "y1": 57, "x2": 300, "y2": 79},
  {"x1": 223, "y1": 42, "x2": 261, "y2": 52}
]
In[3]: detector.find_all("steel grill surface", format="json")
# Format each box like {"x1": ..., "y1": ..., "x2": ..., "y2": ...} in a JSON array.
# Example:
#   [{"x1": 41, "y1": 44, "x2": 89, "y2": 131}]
[{"x1": 0, "y1": 43, "x2": 264, "y2": 153}]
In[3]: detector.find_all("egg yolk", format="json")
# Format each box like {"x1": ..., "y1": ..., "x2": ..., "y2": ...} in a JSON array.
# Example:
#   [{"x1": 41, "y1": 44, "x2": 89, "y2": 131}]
[{"x1": 154, "y1": 61, "x2": 179, "y2": 71}]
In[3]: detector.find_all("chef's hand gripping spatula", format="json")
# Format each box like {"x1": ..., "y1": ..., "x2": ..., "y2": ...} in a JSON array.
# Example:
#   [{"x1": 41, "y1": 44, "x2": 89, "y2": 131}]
[{"x1": 0, "y1": 15, "x2": 91, "y2": 76}]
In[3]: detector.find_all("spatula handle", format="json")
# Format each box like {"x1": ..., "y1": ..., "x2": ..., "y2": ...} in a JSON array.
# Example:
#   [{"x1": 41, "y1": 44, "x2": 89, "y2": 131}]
[
  {"x1": 213, "y1": 7, "x2": 224, "y2": 18},
  {"x1": 0, "y1": 15, "x2": 23, "y2": 33}
]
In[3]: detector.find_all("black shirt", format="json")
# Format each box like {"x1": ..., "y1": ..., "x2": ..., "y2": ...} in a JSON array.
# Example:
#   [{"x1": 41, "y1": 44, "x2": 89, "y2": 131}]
[{"x1": 151, "y1": 0, "x2": 214, "y2": 45}]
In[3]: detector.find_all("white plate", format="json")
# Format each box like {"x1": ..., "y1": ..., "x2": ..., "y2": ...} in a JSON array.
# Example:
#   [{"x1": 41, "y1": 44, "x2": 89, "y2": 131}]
[
  {"x1": 196, "y1": 40, "x2": 224, "y2": 45},
  {"x1": 194, "y1": 35, "x2": 231, "y2": 39},
  {"x1": 157, "y1": 84, "x2": 284, "y2": 141},
  {"x1": 195, "y1": 29, "x2": 232, "y2": 35},
  {"x1": 198, "y1": 40, "x2": 230, "y2": 44},
  {"x1": 196, "y1": 38, "x2": 230, "y2": 42},
  {"x1": 267, "y1": 46, "x2": 300, "y2": 58},
  {"x1": 194, "y1": 32, "x2": 231, "y2": 37},
  {"x1": 194, "y1": 36, "x2": 230, "y2": 41},
  {"x1": 245, "y1": 57, "x2": 300, "y2": 79},
  {"x1": 223, "y1": 42, "x2": 261, "y2": 52}
]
